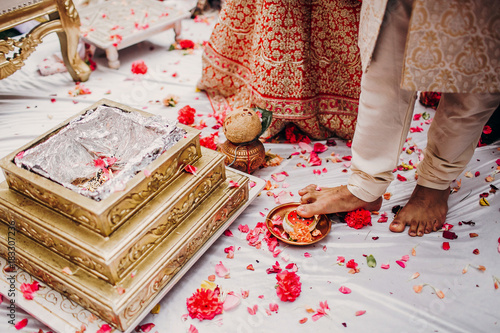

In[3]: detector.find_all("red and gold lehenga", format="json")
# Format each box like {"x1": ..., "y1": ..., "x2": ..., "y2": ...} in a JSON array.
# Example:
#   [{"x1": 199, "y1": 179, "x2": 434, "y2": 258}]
[{"x1": 198, "y1": 0, "x2": 362, "y2": 140}]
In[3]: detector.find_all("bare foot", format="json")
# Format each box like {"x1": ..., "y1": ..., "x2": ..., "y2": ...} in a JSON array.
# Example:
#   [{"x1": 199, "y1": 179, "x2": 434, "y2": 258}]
[
  {"x1": 296, "y1": 184, "x2": 382, "y2": 217},
  {"x1": 389, "y1": 185, "x2": 449, "y2": 237}
]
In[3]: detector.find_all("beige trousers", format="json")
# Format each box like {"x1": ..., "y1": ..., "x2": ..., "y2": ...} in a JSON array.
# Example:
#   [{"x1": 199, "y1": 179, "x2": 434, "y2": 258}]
[{"x1": 348, "y1": 0, "x2": 500, "y2": 202}]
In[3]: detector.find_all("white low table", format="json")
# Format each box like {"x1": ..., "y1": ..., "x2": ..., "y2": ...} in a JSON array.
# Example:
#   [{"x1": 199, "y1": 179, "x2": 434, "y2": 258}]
[{"x1": 78, "y1": 0, "x2": 191, "y2": 69}]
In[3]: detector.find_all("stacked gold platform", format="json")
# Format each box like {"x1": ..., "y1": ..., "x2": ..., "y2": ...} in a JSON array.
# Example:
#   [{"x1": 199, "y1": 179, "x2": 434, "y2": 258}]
[{"x1": 0, "y1": 100, "x2": 249, "y2": 330}]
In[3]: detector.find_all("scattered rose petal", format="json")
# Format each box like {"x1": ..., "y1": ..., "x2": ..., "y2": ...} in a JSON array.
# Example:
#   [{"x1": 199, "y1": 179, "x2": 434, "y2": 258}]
[
  {"x1": 269, "y1": 302, "x2": 279, "y2": 313},
  {"x1": 442, "y1": 242, "x2": 450, "y2": 251},
  {"x1": 96, "y1": 324, "x2": 112, "y2": 333},
  {"x1": 304, "y1": 252, "x2": 311, "y2": 258},
  {"x1": 473, "y1": 248, "x2": 480, "y2": 255},
  {"x1": 215, "y1": 261, "x2": 229, "y2": 277},
  {"x1": 409, "y1": 272, "x2": 420, "y2": 280},
  {"x1": 339, "y1": 286, "x2": 351, "y2": 294},
  {"x1": 238, "y1": 224, "x2": 249, "y2": 233},
  {"x1": 298, "y1": 142, "x2": 313, "y2": 152},
  {"x1": 381, "y1": 264, "x2": 390, "y2": 269},
  {"x1": 396, "y1": 260, "x2": 406, "y2": 268},
  {"x1": 184, "y1": 164, "x2": 198, "y2": 175},
  {"x1": 299, "y1": 318, "x2": 308, "y2": 324},
  {"x1": 14, "y1": 318, "x2": 28, "y2": 330},
  {"x1": 188, "y1": 324, "x2": 199, "y2": 333},
  {"x1": 246, "y1": 264, "x2": 254, "y2": 271},
  {"x1": 355, "y1": 310, "x2": 366, "y2": 316},
  {"x1": 247, "y1": 305, "x2": 258, "y2": 315},
  {"x1": 223, "y1": 292, "x2": 241, "y2": 311},
  {"x1": 138, "y1": 323, "x2": 155, "y2": 333},
  {"x1": 223, "y1": 229, "x2": 233, "y2": 237},
  {"x1": 443, "y1": 230, "x2": 458, "y2": 239}
]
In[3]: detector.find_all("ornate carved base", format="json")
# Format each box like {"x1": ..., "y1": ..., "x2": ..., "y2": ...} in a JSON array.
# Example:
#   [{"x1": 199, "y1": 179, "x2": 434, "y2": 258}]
[
  {"x1": 0, "y1": 148, "x2": 227, "y2": 285},
  {"x1": 0, "y1": 169, "x2": 249, "y2": 331}
]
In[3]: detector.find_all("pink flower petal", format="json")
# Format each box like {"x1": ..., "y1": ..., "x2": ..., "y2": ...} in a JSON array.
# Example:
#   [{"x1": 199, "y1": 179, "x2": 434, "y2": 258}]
[
  {"x1": 223, "y1": 292, "x2": 241, "y2": 311},
  {"x1": 355, "y1": 310, "x2": 366, "y2": 316},
  {"x1": 269, "y1": 302, "x2": 279, "y2": 313},
  {"x1": 381, "y1": 264, "x2": 390, "y2": 269},
  {"x1": 298, "y1": 142, "x2": 313, "y2": 152},
  {"x1": 271, "y1": 173, "x2": 287, "y2": 182},
  {"x1": 238, "y1": 224, "x2": 249, "y2": 233},
  {"x1": 400, "y1": 255, "x2": 410, "y2": 262},
  {"x1": 304, "y1": 252, "x2": 311, "y2": 258},
  {"x1": 396, "y1": 260, "x2": 406, "y2": 268},
  {"x1": 96, "y1": 324, "x2": 112, "y2": 333},
  {"x1": 339, "y1": 286, "x2": 351, "y2": 294},
  {"x1": 247, "y1": 304, "x2": 258, "y2": 315},
  {"x1": 143, "y1": 169, "x2": 151, "y2": 177},
  {"x1": 312, "y1": 313, "x2": 325, "y2": 321},
  {"x1": 215, "y1": 261, "x2": 229, "y2": 277},
  {"x1": 188, "y1": 324, "x2": 199, "y2": 333}
]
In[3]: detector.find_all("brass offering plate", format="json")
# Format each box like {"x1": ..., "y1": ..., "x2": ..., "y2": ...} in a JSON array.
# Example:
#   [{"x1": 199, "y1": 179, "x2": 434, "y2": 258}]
[{"x1": 266, "y1": 202, "x2": 331, "y2": 245}]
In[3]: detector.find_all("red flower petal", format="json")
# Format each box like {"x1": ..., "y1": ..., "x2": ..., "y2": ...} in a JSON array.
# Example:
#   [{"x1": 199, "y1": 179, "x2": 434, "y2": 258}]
[
  {"x1": 184, "y1": 164, "x2": 197, "y2": 175},
  {"x1": 396, "y1": 174, "x2": 407, "y2": 181},
  {"x1": 396, "y1": 260, "x2": 406, "y2": 268},
  {"x1": 14, "y1": 318, "x2": 28, "y2": 330},
  {"x1": 442, "y1": 242, "x2": 450, "y2": 251},
  {"x1": 138, "y1": 323, "x2": 155, "y2": 333}
]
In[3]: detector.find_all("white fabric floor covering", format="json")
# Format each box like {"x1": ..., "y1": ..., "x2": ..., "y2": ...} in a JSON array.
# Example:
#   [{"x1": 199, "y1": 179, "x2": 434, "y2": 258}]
[{"x1": 0, "y1": 7, "x2": 499, "y2": 333}]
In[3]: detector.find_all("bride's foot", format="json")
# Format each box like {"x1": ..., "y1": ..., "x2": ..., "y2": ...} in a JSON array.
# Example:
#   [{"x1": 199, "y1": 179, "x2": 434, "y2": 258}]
[
  {"x1": 389, "y1": 185, "x2": 449, "y2": 237},
  {"x1": 296, "y1": 185, "x2": 382, "y2": 217}
]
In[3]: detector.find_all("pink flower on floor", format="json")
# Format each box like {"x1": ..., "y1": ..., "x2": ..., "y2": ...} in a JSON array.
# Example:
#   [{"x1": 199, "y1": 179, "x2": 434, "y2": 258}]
[
  {"x1": 186, "y1": 288, "x2": 223, "y2": 321},
  {"x1": 131, "y1": 60, "x2": 148, "y2": 74},
  {"x1": 276, "y1": 270, "x2": 302, "y2": 302}
]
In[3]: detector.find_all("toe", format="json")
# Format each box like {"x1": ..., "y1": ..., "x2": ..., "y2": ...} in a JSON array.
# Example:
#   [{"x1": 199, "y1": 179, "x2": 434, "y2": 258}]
[
  {"x1": 408, "y1": 220, "x2": 418, "y2": 237},
  {"x1": 389, "y1": 219, "x2": 406, "y2": 233},
  {"x1": 298, "y1": 184, "x2": 317, "y2": 196},
  {"x1": 416, "y1": 222, "x2": 426, "y2": 237},
  {"x1": 300, "y1": 192, "x2": 316, "y2": 204},
  {"x1": 297, "y1": 202, "x2": 322, "y2": 218}
]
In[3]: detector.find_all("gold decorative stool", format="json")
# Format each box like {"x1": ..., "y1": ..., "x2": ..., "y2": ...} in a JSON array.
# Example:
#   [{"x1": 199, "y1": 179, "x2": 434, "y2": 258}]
[
  {"x1": 0, "y1": 0, "x2": 91, "y2": 81},
  {"x1": 0, "y1": 99, "x2": 267, "y2": 331}
]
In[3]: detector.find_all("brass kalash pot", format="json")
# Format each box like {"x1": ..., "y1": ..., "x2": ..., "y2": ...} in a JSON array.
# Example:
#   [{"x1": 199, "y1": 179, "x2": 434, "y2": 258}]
[{"x1": 217, "y1": 108, "x2": 271, "y2": 174}]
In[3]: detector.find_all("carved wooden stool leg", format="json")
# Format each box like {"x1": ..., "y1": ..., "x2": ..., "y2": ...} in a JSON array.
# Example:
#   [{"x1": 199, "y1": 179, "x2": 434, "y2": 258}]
[
  {"x1": 105, "y1": 46, "x2": 120, "y2": 69},
  {"x1": 54, "y1": 0, "x2": 91, "y2": 82}
]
